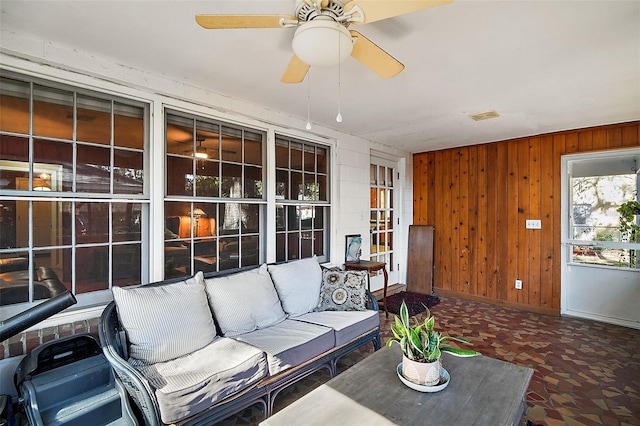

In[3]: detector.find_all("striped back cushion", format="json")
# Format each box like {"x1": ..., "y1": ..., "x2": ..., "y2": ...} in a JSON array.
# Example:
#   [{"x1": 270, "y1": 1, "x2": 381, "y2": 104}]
[
  {"x1": 112, "y1": 271, "x2": 216, "y2": 364},
  {"x1": 204, "y1": 264, "x2": 287, "y2": 337}
]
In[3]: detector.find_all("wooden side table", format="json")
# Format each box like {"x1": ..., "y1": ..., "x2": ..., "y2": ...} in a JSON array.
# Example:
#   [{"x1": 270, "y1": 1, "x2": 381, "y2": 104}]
[{"x1": 344, "y1": 260, "x2": 389, "y2": 317}]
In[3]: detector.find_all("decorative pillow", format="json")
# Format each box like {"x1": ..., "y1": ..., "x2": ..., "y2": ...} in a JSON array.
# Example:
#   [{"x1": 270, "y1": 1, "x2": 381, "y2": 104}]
[
  {"x1": 204, "y1": 264, "x2": 287, "y2": 336},
  {"x1": 315, "y1": 269, "x2": 368, "y2": 312},
  {"x1": 267, "y1": 256, "x2": 322, "y2": 317},
  {"x1": 111, "y1": 271, "x2": 216, "y2": 364}
]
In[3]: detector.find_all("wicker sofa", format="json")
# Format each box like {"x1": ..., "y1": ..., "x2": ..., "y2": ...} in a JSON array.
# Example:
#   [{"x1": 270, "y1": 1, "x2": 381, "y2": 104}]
[{"x1": 99, "y1": 257, "x2": 381, "y2": 425}]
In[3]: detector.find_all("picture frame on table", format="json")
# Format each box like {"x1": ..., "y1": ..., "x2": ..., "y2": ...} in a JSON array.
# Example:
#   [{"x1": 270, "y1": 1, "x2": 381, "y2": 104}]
[{"x1": 345, "y1": 234, "x2": 362, "y2": 264}]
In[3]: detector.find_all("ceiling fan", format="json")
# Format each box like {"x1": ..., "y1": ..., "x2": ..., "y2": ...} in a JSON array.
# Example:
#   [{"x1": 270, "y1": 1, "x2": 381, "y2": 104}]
[{"x1": 195, "y1": 0, "x2": 452, "y2": 83}]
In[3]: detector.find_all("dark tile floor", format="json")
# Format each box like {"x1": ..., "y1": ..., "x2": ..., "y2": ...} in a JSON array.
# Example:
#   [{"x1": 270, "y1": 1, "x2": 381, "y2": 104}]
[{"x1": 220, "y1": 296, "x2": 640, "y2": 425}]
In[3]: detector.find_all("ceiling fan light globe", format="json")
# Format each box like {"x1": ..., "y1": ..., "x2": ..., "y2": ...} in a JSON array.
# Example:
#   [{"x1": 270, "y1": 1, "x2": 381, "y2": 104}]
[{"x1": 292, "y1": 20, "x2": 353, "y2": 67}]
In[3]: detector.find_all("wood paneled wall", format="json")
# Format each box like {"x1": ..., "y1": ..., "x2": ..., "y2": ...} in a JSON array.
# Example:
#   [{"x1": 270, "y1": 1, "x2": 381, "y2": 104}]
[{"x1": 413, "y1": 121, "x2": 640, "y2": 315}]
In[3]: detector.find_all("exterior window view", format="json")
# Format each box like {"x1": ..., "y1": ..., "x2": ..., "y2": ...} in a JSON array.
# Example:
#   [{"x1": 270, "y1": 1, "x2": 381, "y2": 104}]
[
  {"x1": 570, "y1": 162, "x2": 639, "y2": 269},
  {"x1": 0, "y1": 2, "x2": 638, "y2": 426}
]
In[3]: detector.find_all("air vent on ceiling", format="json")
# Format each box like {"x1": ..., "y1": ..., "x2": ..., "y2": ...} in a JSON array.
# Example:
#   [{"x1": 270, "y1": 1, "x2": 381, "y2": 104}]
[{"x1": 470, "y1": 110, "x2": 500, "y2": 121}]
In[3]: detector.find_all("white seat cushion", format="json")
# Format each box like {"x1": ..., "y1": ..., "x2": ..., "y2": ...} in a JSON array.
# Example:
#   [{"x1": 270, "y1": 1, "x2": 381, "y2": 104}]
[
  {"x1": 292, "y1": 310, "x2": 379, "y2": 346},
  {"x1": 133, "y1": 337, "x2": 268, "y2": 425},
  {"x1": 234, "y1": 319, "x2": 334, "y2": 375}
]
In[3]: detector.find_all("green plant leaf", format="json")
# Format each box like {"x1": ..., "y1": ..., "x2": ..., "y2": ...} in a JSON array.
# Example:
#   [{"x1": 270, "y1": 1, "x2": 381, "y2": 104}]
[
  {"x1": 400, "y1": 300, "x2": 410, "y2": 327},
  {"x1": 440, "y1": 345, "x2": 480, "y2": 357}
]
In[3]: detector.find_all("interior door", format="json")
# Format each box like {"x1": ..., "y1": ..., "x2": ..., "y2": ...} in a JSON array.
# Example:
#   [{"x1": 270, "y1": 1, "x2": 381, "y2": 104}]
[{"x1": 561, "y1": 149, "x2": 640, "y2": 329}]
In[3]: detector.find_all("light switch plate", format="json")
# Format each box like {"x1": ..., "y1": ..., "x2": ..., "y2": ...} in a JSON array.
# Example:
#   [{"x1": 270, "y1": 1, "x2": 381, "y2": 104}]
[{"x1": 526, "y1": 219, "x2": 542, "y2": 229}]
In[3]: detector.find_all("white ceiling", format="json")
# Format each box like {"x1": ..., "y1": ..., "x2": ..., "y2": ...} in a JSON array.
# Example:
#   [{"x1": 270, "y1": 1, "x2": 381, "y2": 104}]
[{"x1": 1, "y1": 0, "x2": 639, "y2": 153}]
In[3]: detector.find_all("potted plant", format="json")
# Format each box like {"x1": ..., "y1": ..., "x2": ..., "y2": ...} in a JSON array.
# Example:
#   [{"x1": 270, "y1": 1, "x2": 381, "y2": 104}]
[{"x1": 386, "y1": 300, "x2": 480, "y2": 387}]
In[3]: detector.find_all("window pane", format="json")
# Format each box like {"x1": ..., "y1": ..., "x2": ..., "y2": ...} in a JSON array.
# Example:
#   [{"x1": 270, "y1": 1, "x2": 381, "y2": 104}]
[
  {"x1": 244, "y1": 165, "x2": 262, "y2": 198},
  {"x1": 314, "y1": 231, "x2": 324, "y2": 256},
  {"x1": 318, "y1": 175, "x2": 327, "y2": 201},
  {"x1": 219, "y1": 236, "x2": 239, "y2": 270},
  {"x1": 33, "y1": 139, "x2": 73, "y2": 192},
  {"x1": 301, "y1": 231, "x2": 313, "y2": 258},
  {"x1": 220, "y1": 203, "x2": 241, "y2": 235},
  {"x1": 114, "y1": 149, "x2": 143, "y2": 194},
  {"x1": 291, "y1": 171, "x2": 302, "y2": 200},
  {"x1": 303, "y1": 173, "x2": 316, "y2": 201},
  {"x1": 77, "y1": 202, "x2": 109, "y2": 244},
  {"x1": 571, "y1": 175, "x2": 635, "y2": 243},
  {"x1": 317, "y1": 147, "x2": 327, "y2": 174},
  {"x1": 276, "y1": 233, "x2": 286, "y2": 262},
  {"x1": 114, "y1": 102, "x2": 144, "y2": 149},
  {"x1": 112, "y1": 203, "x2": 142, "y2": 243},
  {"x1": 276, "y1": 169, "x2": 287, "y2": 199},
  {"x1": 241, "y1": 235, "x2": 259, "y2": 267},
  {"x1": 221, "y1": 163, "x2": 242, "y2": 198},
  {"x1": 77, "y1": 95, "x2": 111, "y2": 145},
  {"x1": 113, "y1": 243, "x2": 141, "y2": 287},
  {"x1": 276, "y1": 205, "x2": 286, "y2": 231},
  {"x1": 32, "y1": 201, "x2": 57, "y2": 247},
  {"x1": 196, "y1": 121, "x2": 220, "y2": 161},
  {"x1": 166, "y1": 117, "x2": 194, "y2": 155},
  {"x1": 304, "y1": 147, "x2": 315, "y2": 172},
  {"x1": 243, "y1": 204, "x2": 260, "y2": 233},
  {"x1": 244, "y1": 131, "x2": 262, "y2": 166},
  {"x1": 33, "y1": 85, "x2": 73, "y2": 139},
  {"x1": 221, "y1": 126, "x2": 242, "y2": 163},
  {"x1": 288, "y1": 205, "x2": 299, "y2": 230},
  {"x1": 76, "y1": 246, "x2": 109, "y2": 292},
  {"x1": 291, "y1": 142, "x2": 303, "y2": 171},
  {"x1": 167, "y1": 156, "x2": 194, "y2": 196},
  {"x1": 77, "y1": 144, "x2": 110, "y2": 193},
  {"x1": 287, "y1": 232, "x2": 299, "y2": 260},
  {"x1": 314, "y1": 207, "x2": 324, "y2": 229},
  {"x1": 301, "y1": 206, "x2": 313, "y2": 230},
  {"x1": 370, "y1": 164, "x2": 377, "y2": 185},
  {"x1": 0, "y1": 77, "x2": 30, "y2": 134},
  {"x1": 1, "y1": 135, "x2": 29, "y2": 190},
  {"x1": 196, "y1": 160, "x2": 219, "y2": 197},
  {"x1": 276, "y1": 139, "x2": 288, "y2": 168},
  {"x1": 13, "y1": 200, "x2": 28, "y2": 248}
]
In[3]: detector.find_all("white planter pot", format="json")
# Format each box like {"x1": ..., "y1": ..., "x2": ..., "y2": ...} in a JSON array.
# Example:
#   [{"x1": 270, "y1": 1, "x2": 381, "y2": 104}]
[{"x1": 402, "y1": 355, "x2": 441, "y2": 386}]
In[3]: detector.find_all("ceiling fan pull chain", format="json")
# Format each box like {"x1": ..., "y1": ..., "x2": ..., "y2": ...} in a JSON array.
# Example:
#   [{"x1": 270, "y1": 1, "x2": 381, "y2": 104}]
[
  {"x1": 336, "y1": 30, "x2": 343, "y2": 123},
  {"x1": 306, "y1": 72, "x2": 312, "y2": 130}
]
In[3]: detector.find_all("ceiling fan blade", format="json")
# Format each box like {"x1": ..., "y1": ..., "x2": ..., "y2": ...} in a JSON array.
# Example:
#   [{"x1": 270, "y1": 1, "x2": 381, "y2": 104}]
[
  {"x1": 349, "y1": 31, "x2": 404, "y2": 79},
  {"x1": 344, "y1": 0, "x2": 453, "y2": 24},
  {"x1": 195, "y1": 14, "x2": 296, "y2": 29},
  {"x1": 281, "y1": 55, "x2": 311, "y2": 84}
]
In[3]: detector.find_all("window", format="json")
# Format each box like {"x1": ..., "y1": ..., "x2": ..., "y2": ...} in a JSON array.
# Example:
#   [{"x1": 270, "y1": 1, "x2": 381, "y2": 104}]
[
  {"x1": 0, "y1": 72, "x2": 147, "y2": 315},
  {"x1": 275, "y1": 135, "x2": 329, "y2": 262},
  {"x1": 568, "y1": 152, "x2": 640, "y2": 269},
  {"x1": 165, "y1": 111, "x2": 265, "y2": 277},
  {"x1": 370, "y1": 162, "x2": 395, "y2": 270}
]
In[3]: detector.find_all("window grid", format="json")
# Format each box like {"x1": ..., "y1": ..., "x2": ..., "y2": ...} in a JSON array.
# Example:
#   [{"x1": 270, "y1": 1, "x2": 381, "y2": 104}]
[
  {"x1": 275, "y1": 135, "x2": 329, "y2": 262},
  {"x1": 165, "y1": 111, "x2": 266, "y2": 277},
  {"x1": 370, "y1": 164, "x2": 394, "y2": 272},
  {"x1": 0, "y1": 71, "x2": 148, "y2": 312}
]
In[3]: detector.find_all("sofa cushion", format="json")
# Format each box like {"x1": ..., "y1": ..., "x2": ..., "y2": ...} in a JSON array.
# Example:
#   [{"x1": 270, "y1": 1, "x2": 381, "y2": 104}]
[
  {"x1": 315, "y1": 269, "x2": 368, "y2": 312},
  {"x1": 112, "y1": 271, "x2": 216, "y2": 364},
  {"x1": 292, "y1": 310, "x2": 380, "y2": 346},
  {"x1": 133, "y1": 337, "x2": 268, "y2": 424},
  {"x1": 267, "y1": 257, "x2": 322, "y2": 317},
  {"x1": 233, "y1": 319, "x2": 334, "y2": 375},
  {"x1": 204, "y1": 264, "x2": 287, "y2": 337}
]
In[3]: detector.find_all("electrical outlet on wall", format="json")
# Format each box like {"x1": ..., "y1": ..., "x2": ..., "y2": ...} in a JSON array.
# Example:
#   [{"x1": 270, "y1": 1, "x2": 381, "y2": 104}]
[{"x1": 515, "y1": 279, "x2": 523, "y2": 290}]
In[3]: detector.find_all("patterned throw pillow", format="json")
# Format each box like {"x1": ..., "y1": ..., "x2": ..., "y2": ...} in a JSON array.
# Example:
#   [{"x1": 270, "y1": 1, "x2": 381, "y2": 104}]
[{"x1": 315, "y1": 269, "x2": 368, "y2": 312}]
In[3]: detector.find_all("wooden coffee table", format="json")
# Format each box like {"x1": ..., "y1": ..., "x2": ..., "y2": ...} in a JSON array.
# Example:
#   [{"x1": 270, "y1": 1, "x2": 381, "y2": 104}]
[{"x1": 261, "y1": 345, "x2": 533, "y2": 425}]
